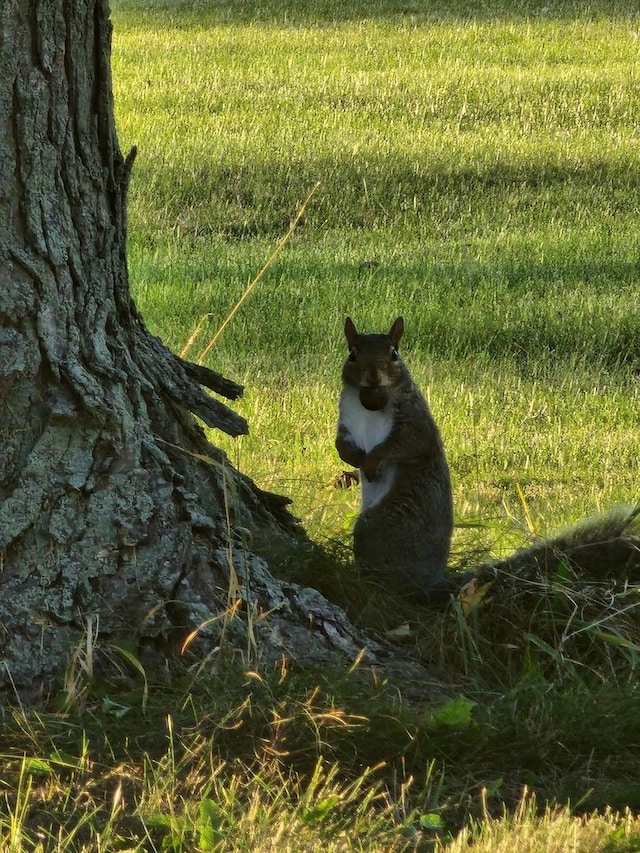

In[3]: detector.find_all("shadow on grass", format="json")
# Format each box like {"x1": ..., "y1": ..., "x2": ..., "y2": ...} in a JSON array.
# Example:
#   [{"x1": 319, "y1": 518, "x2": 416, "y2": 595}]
[
  {"x1": 113, "y1": 0, "x2": 640, "y2": 26},
  {"x1": 131, "y1": 155, "x2": 640, "y2": 241},
  {"x1": 130, "y1": 227, "x2": 640, "y2": 376}
]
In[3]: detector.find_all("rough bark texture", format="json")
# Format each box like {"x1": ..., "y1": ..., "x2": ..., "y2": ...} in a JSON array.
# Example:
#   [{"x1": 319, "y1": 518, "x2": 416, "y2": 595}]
[{"x1": 0, "y1": 0, "x2": 391, "y2": 702}]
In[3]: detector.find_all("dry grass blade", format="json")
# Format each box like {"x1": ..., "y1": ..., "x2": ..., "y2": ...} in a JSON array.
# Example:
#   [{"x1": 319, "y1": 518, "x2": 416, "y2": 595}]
[{"x1": 195, "y1": 181, "x2": 321, "y2": 364}]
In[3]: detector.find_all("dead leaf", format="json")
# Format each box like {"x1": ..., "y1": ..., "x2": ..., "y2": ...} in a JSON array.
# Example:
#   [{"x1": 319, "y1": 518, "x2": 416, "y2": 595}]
[{"x1": 458, "y1": 578, "x2": 494, "y2": 617}]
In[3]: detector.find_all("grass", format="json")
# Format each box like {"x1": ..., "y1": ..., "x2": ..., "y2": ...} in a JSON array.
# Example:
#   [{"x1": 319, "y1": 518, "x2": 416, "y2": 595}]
[
  {"x1": 5, "y1": 652, "x2": 640, "y2": 849},
  {"x1": 3, "y1": 0, "x2": 640, "y2": 849},
  {"x1": 111, "y1": 0, "x2": 640, "y2": 545}
]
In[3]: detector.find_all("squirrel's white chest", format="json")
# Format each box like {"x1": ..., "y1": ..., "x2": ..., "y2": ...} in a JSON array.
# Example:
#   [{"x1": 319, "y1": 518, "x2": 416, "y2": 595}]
[
  {"x1": 339, "y1": 387, "x2": 395, "y2": 510},
  {"x1": 339, "y1": 386, "x2": 393, "y2": 452}
]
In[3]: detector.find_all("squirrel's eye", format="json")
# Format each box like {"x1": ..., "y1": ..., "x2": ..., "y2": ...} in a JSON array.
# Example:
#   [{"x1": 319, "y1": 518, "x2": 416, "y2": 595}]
[
  {"x1": 348, "y1": 350, "x2": 357, "y2": 362},
  {"x1": 391, "y1": 348, "x2": 399, "y2": 361}
]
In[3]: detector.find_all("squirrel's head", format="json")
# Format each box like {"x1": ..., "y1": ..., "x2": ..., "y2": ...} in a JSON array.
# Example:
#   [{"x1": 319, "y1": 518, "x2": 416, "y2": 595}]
[{"x1": 342, "y1": 317, "x2": 407, "y2": 410}]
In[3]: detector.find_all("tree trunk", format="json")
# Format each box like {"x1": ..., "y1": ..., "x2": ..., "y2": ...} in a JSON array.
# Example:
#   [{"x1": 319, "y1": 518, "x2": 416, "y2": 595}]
[{"x1": 0, "y1": 0, "x2": 380, "y2": 702}]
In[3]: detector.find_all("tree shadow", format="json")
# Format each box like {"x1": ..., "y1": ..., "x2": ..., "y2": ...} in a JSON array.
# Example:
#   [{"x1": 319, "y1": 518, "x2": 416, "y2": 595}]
[
  {"x1": 112, "y1": 0, "x2": 640, "y2": 26},
  {"x1": 130, "y1": 152, "x2": 640, "y2": 238}
]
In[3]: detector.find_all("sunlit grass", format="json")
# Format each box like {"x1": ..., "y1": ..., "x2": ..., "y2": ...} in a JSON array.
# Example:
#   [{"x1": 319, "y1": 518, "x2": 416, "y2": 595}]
[
  {"x1": 110, "y1": 2, "x2": 639, "y2": 547},
  {"x1": 113, "y1": 12, "x2": 640, "y2": 238},
  {"x1": 440, "y1": 798, "x2": 640, "y2": 852},
  {"x1": 215, "y1": 364, "x2": 639, "y2": 556}
]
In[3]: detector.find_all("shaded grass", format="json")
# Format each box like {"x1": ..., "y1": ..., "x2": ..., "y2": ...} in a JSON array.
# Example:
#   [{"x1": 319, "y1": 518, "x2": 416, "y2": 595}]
[
  {"x1": 113, "y1": 0, "x2": 640, "y2": 24},
  {"x1": 1, "y1": 509, "x2": 640, "y2": 847},
  {"x1": 4, "y1": 645, "x2": 640, "y2": 849}
]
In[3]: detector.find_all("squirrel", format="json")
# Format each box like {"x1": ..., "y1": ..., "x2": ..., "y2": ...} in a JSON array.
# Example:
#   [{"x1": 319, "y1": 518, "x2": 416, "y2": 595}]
[{"x1": 335, "y1": 316, "x2": 456, "y2": 600}]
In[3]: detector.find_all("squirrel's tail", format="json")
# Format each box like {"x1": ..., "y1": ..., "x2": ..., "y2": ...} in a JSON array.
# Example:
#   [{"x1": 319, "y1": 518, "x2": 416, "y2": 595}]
[{"x1": 463, "y1": 504, "x2": 640, "y2": 592}]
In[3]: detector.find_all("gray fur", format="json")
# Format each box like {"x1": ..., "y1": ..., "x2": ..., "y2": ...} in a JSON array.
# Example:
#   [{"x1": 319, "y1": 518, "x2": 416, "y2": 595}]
[{"x1": 335, "y1": 317, "x2": 454, "y2": 599}]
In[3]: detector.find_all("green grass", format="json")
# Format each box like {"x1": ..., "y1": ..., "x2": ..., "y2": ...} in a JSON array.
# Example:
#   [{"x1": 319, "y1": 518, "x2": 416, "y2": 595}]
[
  {"x1": 5, "y1": 1, "x2": 640, "y2": 850},
  {"x1": 6, "y1": 655, "x2": 640, "y2": 850},
  {"x1": 111, "y1": 0, "x2": 639, "y2": 544}
]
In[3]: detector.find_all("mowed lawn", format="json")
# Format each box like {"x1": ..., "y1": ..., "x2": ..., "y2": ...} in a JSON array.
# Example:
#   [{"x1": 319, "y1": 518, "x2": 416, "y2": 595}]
[{"x1": 111, "y1": 0, "x2": 639, "y2": 556}]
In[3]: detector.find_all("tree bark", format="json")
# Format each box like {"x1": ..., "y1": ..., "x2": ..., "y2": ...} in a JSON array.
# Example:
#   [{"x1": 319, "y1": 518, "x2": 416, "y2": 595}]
[{"x1": 0, "y1": 0, "x2": 384, "y2": 702}]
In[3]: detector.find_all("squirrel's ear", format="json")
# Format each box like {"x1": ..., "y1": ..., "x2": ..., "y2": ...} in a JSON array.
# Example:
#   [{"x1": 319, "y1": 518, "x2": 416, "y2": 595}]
[
  {"x1": 344, "y1": 317, "x2": 358, "y2": 348},
  {"x1": 389, "y1": 316, "x2": 404, "y2": 347}
]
